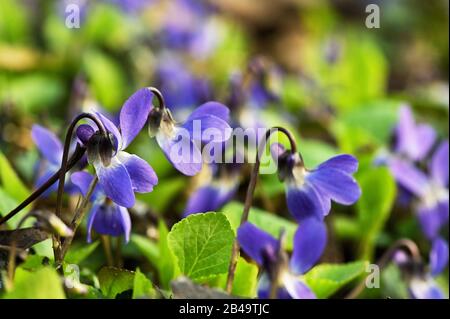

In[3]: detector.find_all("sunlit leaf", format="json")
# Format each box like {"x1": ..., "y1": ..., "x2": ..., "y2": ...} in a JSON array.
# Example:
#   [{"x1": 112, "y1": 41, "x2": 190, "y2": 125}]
[
  {"x1": 357, "y1": 167, "x2": 396, "y2": 260},
  {"x1": 167, "y1": 212, "x2": 234, "y2": 280},
  {"x1": 98, "y1": 267, "x2": 135, "y2": 299},
  {"x1": 82, "y1": 50, "x2": 126, "y2": 111},
  {"x1": 132, "y1": 268, "x2": 155, "y2": 299},
  {"x1": 222, "y1": 201, "x2": 297, "y2": 251},
  {"x1": 3, "y1": 267, "x2": 65, "y2": 299},
  {"x1": 65, "y1": 241, "x2": 100, "y2": 265},
  {"x1": 305, "y1": 261, "x2": 367, "y2": 299}
]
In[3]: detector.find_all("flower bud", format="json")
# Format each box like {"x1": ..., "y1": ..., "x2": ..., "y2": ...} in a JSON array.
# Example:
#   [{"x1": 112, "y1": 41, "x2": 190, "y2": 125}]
[{"x1": 86, "y1": 131, "x2": 115, "y2": 167}]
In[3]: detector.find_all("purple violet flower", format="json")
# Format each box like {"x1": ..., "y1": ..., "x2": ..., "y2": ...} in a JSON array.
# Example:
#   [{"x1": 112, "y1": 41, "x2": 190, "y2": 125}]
[
  {"x1": 270, "y1": 143, "x2": 361, "y2": 221},
  {"x1": 389, "y1": 141, "x2": 449, "y2": 239},
  {"x1": 148, "y1": 101, "x2": 231, "y2": 176},
  {"x1": 238, "y1": 220, "x2": 327, "y2": 299},
  {"x1": 71, "y1": 171, "x2": 131, "y2": 242},
  {"x1": 76, "y1": 88, "x2": 158, "y2": 208},
  {"x1": 159, "y1": 0, "x2": 217, "y2": 57},
  {"x1": 394, "y1": 105, "x2": 436, "y2": 161},
  {"x1": 154, "y1": 55, "x2": 212, "y2": 113},
  {"x1": 183, "y1": 163, "x2": 240, "y2": 216},
  {"x1": 106, "y1": 0, "x2": 154, "y2": 13},
  {"x1": 31, "y1": 125, "x2": 77, "y2": 196},
  {"x1": 394, "y1": 238, "x2": 448, "y2": 299}
]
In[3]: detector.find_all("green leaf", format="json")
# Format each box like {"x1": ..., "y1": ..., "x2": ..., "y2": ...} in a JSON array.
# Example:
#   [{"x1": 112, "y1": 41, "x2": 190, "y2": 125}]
[
  {"x1": 0, "y1": 74, "x2": 65, "y2": 113},
  {"x1": 0, "y1": 0, "x2": 30, "y2": 43},
  {"x1": 333, "y1": 216, "x2": 361, "y2": 240},
  {"x1": 300, "y1": 139, "x2": 339, "y2": 168},
  {"x1": 130, "y1": 228, "x2": 178, "y2": 290},
  {"x1": 32, "y1": 238, "x2": 54, "y2": 260},
  {"x1": 157, "y1": 220, "x2": 178, "y2": 288},
  {"x1": 305, "y1": 261, "x2": 368, "y2": 299},
  {"x1": 216, "y1": 257, "x2": 259, "y2": 298},
  {"x1": 233, "y1": 258, "x2": 258, "y2": 297},
  {"x1": 0, "y1": 188, "x2": 20, "y2": 216},
  {"x1": 357, "y1": 167, "x2": 396, "y2": 260},
  {"x1": 332, "y1": 100, "x2": 400, "y2": 152},
  {"x1": 303, "y1": 34, "x2": 387, "y2": 112},
  {"x1": 132, "y1": 268, "x2": 155, "y2": 299},
  {"x1": 3, "y1": 267, "x2": 65, "y2": 299},
  {"x1": 83, "y1": 50, "x2": 126, "y2": 111},
  {"x1": 83, "y1": 3, "x2": 135, "y2": 50},
  {"x1": 19, "y1": 255, "x2": 48, "y2": 271},
  {"x1": 0, "y1": 150, "x2": 29, "y2": 203},
  {"x1": 222, "y1": 201, "x2": 297, "y2": 251},
  {"x1": 98, "y1": 267, "x2": 135, "y2": 299},
  {"x1": 380, "y1": 264, "x2": 409, "y2": 299},
  {"x1": 65, "y1": 241, "x2": 100, "y2": 265},
  {"x1": 130, "y1": 234, "x2": 159, "y2": 266},
  {"x1": 167, "y1": 212, "x2": 235, "y2": 280}
]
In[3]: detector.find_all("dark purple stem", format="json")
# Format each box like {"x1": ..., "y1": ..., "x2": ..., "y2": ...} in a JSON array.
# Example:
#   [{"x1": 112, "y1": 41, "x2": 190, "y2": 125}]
[
  {"x1": 148, "y1": 87, "x2": 166, "y2": 110},
  {"x1": 225, "y1": 126, "x2": 298, "y2": 293},
  {"x1": 53, "y1": 113, "x2": 107, "y2": 260},
  {"x1": 0, "y1": 145, "x2": 86, "y2": 226}
]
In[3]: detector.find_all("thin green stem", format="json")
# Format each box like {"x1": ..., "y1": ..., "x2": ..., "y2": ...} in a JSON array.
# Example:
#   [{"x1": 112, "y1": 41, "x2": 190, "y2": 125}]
[
  {"x1": 57, "y1": 176, "x2": 98, "y2": 267},
  {"x1": 225, "y1": 126, "x2": 298, "y2": 294}
]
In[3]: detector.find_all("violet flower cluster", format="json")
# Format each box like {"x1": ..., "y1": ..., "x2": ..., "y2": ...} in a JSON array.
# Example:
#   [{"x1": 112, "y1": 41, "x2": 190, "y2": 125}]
[
  {"x1": 387, "y1": 106, "x2": 448, "y2": 245},
  {"x1": 238, "y1": 219, "x2": 327, "y2": 299},
  {"x1": 31, "y1": 87, "x2": 232, "y2": 242},
  {"x1": 394, "y1": 238, "x2": 448, "y2": 299}
]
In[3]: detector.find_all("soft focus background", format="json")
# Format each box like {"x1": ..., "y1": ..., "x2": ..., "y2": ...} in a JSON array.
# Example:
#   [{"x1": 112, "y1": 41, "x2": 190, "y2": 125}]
[{"x1": 0, "y1": 0, "x2": 448, "y2": 299}]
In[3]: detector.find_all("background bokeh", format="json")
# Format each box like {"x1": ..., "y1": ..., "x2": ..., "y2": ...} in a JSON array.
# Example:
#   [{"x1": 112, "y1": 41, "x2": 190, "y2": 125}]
[{"x1": 0, "y1": 0, "x2": 448, "y2": 299}]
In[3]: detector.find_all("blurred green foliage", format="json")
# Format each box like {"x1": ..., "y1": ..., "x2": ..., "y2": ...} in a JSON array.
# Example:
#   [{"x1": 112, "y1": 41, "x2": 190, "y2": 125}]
[{"x1": 0, "y1": 0, "x2": 448, "y2": 299}]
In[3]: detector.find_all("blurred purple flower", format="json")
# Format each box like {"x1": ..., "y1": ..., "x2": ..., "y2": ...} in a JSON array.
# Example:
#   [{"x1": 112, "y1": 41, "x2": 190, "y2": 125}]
[
  {"x1": 76, "y1": 88, "x2": 158, "y2": 208},
  {"x1": 71, "y1": 171, "x2": 131, "y2": 242},
  {"x1": 183, "y1": 162, "x2": 240, "y2": 216},
  {"x1": 238, "y1": 220, "x2": 327, "y2": 299},
  {"x1": 148, "y1": 101, "x2": 231, "y2": 176},
  {"x1": 270, "y1": 143, "x2": 361, "y2": 222},
  {"x1": 394, "y1": 238, "x2": 448, "y2": 299},
  {"x1": 389, "y1": 141, "x2": 449, "y2": 239},
  {"x1": 159, "y1": 0, "x2": 218, "y2": 57},
  {"x1": 247, "y1": 58, "x2": 283, "y2": 109},
  {"x1": 31, "y1": 125, "x2": 77, "y2": 197},
  {"x1": 154, "y1": 55, "x2": 212, "y2": 113},
  {"x1": 394, "y1": 105, "x2": 436, "y2": 161},
  {"x1": 106, "y1": 0, "x2": 154, "y2": 13}
]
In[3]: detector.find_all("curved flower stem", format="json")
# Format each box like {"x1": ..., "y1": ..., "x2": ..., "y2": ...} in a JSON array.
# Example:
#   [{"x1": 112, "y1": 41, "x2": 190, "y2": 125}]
[
  {"x1": 225, "y1": 126, "x2": 298, "y2": 294},
  {"x1": 57, "y1": 176, "x2": 98, "y2": 267},
  {"x1": 0, "y1": 145, "x2": 86, "y2": 227},
  {"x1": 345, "y1": 238, "x2": 422, "y2": 299},
  {"x1": 148, "y1": 87, "x2": 166, "y2": 110},
  {"x1": 54, "y1": 113, "x2": 106, "y2": 262}
]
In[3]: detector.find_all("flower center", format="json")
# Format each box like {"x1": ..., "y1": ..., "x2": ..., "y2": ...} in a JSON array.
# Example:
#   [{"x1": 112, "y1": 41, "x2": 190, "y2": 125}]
[
  {"x1": 422, "y1": 183, "x2": 449, "y2": 208},
  {"x1": 148, "y1": 108, "x2": 176, "y2": 139},
  {"x1": 290, "y1": 165, "x2": 307, "y2": 187}
]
